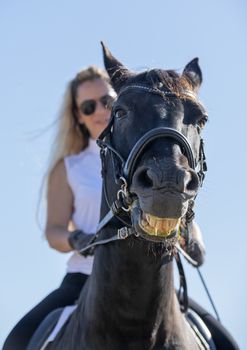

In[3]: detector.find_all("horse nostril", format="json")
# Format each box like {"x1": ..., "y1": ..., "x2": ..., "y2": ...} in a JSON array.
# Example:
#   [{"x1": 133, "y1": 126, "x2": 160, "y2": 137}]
[
  {"x1": 177, "y1": 169, "x2": 199, "y2": 192},
  {"x1": 186, "y1": 171, "x2": 199, "y2": 191},
  {"x1": 137, "y1": 168, "x2": 154, "y2": 188}
]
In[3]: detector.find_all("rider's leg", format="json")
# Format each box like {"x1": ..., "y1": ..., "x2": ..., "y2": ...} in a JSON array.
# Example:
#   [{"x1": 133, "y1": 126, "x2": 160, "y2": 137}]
[{"x1": 2, "y1": 272, "x2": 88, "y2": 350}]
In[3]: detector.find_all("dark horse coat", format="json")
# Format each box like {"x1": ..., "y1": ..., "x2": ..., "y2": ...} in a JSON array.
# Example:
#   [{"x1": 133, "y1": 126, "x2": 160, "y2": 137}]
[{"x1": 27, "y1": 44, "x2": 239, "y2": 350}]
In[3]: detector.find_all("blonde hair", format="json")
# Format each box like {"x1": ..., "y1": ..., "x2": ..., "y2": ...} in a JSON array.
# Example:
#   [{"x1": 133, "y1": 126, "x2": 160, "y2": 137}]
[
  {"x1": 47, "y1": 66, "x2": 110, "y2": 176},
  {"x1": 37, "y1": 66, "x2": 110, "y2": 229}
]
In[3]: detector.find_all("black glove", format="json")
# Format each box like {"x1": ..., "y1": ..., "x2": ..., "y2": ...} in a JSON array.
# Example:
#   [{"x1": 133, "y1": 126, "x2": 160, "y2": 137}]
[
  {"x1": 68, "y1": 230, "x2": 96, "y2": 256},
  {"x1": 186, "y1": 239, "x2": 205, "y2": 267},
  {"x1": 180, "y1": 223, "x2": 206, "y2": 267}
]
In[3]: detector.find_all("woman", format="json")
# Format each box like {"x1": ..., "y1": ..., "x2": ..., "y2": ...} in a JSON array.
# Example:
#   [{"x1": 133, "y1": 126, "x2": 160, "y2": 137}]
[
  {"x1": 3, "y1": 66, "x2": 205, "y2": 350},
  {"x1": 3, "y1": 66, "x2": 116, "y2": 350}
]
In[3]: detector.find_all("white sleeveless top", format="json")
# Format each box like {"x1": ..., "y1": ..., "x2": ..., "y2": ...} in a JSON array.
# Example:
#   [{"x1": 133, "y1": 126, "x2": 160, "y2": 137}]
[{"x1": 64, "y1": 138, "x2": 102, "y2": 275}]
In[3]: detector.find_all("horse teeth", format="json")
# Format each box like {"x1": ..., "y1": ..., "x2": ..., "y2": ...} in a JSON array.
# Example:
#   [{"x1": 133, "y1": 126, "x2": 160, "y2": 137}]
[
  {"x1": 156, "y1": 220, "x2": 164, "y2": 230},
  {"x1": 149, "y1": 217, "x2": 156, "y2": 227},
  {"x1": 141, "y1": 219, "x2": 148, "y2": 227},
  {"x1": 142, "y1": 213, "x2": 181, "y2": 236},
  {"x1": 145, "y1": 213, "x2": 151, "y2": 224}
]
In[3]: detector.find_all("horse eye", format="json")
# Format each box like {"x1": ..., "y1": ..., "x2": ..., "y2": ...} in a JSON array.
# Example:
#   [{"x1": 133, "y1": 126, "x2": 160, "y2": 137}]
[
  {"x1": 197, "y1": 114, "x2": 208, "y2": 128},
  {"x1": 115, "y1": 108, "x2": 127, "y2": 119}
]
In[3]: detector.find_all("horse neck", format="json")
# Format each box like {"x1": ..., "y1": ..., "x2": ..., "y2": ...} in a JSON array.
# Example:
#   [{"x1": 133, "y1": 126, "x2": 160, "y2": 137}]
[{"x1": 86, "y1": 235, "x2": 180, "y2": 340}]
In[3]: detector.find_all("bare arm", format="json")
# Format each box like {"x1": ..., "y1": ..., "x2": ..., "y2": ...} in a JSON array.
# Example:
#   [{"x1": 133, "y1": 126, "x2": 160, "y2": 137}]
[{"x1": 45, "y1": 160, "x2": 74, "y2": 252}]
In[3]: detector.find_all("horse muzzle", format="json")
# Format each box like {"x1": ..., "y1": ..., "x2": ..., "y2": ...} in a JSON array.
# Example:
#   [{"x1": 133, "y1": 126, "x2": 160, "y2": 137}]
[{"x1": 130, "y1": 200, "x2": 181, "y2": 242}]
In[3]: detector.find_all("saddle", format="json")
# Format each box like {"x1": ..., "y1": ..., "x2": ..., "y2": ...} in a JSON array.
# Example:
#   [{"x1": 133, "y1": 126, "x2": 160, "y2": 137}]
[
  {"x1": 188, "y1": 297, "x2": 239, "y2": 350},
  {"x1": 26, "y1": 306, "x2": 75, "y2": 350},
  {"x1": 27, "y1": 299, "x2": 239, "y2": 350}
]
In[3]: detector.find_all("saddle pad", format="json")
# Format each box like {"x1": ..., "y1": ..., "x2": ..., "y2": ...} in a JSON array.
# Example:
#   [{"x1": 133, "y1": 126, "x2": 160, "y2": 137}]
[
  {"x1": 186, "y1": 308, "x2": 216, "y2": 350},
  {"x1": 40, "y1": 305, "x2": 77, "y2": 350}
]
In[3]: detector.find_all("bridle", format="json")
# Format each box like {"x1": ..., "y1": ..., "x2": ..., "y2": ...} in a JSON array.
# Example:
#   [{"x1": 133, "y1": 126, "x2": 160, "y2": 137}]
[
  {"x1": 96, "y1": 84, "x2": 207, "y2": 232},
  {"x1": 78, "y1": 84, "x2": 208, "y2": 253},
  {"x1": 78, "y1": 84, "x2": 220, "y2": 323}
]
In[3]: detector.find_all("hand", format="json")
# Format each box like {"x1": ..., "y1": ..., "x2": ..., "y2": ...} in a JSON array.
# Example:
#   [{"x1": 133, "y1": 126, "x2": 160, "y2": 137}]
[
  {"x1": 179, "y1": 221, "x2": 206, "y2": 266},
  {"x1": 68, "y1": 230, "x2": 95, "y2": 256},
  {"x1": 186, "y1": 239, "x2": 206, "y2": 267}
]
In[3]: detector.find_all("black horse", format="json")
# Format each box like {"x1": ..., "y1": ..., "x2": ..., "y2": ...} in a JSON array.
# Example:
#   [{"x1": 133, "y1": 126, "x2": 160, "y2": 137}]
[{"x1": 28, "y1": 45, "x2": 238, "y2": 350}]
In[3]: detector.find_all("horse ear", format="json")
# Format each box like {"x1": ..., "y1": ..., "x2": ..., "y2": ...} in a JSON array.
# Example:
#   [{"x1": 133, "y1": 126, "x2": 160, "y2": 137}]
[
  {"x1": 182, "y1": 58, "x2": 202, "y2": 92},
  {"x1": 101, "y1": 42, "x2": 132, "y2": 92}
]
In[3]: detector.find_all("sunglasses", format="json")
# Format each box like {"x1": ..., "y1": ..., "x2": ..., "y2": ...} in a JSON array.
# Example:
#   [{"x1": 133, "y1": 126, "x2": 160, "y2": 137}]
[{"x1": 79, "y1": 94, "x2": 115, "y2": 116}]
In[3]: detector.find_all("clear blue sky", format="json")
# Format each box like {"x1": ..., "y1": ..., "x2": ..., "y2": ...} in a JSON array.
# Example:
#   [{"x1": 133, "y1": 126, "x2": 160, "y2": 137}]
[{"x1": 1, "y1": 0, "x2": 246, "y2": 348}]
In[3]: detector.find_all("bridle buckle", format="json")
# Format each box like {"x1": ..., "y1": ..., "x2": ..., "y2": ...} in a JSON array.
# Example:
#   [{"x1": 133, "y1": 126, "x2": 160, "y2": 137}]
[
  {"x1": 118, "y1": 227, "x2": 131, "y2": 239},
  {"x1": 117, "y1": 176, "x2": 132, "y2": 212}
]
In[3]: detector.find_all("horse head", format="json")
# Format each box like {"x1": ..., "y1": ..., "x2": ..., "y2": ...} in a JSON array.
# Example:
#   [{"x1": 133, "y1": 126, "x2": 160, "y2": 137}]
[{"x1": 99, "y1": 43, "x2": 207, "y2": 245}]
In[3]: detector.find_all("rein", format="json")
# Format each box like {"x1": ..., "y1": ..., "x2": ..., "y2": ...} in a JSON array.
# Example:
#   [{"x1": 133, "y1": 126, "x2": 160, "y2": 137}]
[{"x1": 78, "y1": 84, "x2": 219, "y2": 319}]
